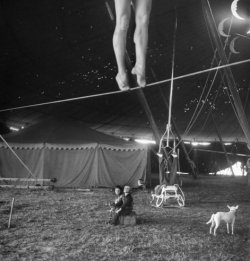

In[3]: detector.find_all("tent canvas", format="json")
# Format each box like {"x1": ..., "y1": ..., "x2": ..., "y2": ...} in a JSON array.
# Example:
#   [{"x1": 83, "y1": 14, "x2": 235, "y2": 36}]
[{"x1": 0, "y1": 118, "x2": 148, "y2": 188}]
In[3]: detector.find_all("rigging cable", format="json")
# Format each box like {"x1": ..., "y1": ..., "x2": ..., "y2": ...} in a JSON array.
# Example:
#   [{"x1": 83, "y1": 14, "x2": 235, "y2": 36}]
[
  {"x1": 183, "y1": 16, "x2": 233, "y2": 137},
  {"x1": 198, "y1": 14, "x2": 243, "y2": 138},
  {"x1": 0, "y1": 59, "x2": 249, "y2": 113},
  {"x1": 183, "y1": 56, "x2": 220, "y2": 136},
  {"x1": 204, "y1": 2, "x2": 241, "y2": 132},
  {"x1": 166, "y1": 8, "x2": 178, "y2": 147},
  {"x1": 0, "y1": 134, "x2": 36, "y2": 179}
]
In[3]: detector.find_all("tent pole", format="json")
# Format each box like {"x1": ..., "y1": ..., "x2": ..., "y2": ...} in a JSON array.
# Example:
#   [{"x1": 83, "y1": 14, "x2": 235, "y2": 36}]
[
  {"x1": 105, "y1": 1, "x2": 168, "y2": 185},
  {"x1": 146, "y1": 149, "x2": 152, "y2": 188},
  {"x1": 8, "y1": 198, "x2": 15, "y2": 229},
  {"x1": 243, "y1": 85, "x2": 250, "y2": 111},
  {"x1": 202, "y1": 0, "x2": 250, "y2": 149}
]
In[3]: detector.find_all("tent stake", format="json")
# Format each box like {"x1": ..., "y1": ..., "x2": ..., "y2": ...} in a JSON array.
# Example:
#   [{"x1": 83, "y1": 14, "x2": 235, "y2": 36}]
[{"x1": 8, "y1": 198, "x2": 15, "y2": 229}]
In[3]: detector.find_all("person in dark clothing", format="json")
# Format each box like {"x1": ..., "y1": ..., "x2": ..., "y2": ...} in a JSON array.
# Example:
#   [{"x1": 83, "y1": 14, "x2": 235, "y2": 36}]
[
  {"x1": 109, "y1": 185, "x2": 123, "y2": 210},
  {"x1": 109, "y1": 185, "x2": 133, "y2": 225}
]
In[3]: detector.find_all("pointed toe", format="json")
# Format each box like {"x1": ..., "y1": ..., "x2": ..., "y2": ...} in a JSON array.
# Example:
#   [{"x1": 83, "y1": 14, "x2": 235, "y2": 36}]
[{"x1": 115, "y1": 74, "x2": 130, "y2": 91}]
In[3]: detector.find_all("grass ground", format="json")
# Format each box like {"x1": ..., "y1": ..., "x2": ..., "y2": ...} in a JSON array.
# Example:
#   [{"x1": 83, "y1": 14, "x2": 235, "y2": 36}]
[{"x1": 0, "y1": 175, "x2": 250, "y2": 261}]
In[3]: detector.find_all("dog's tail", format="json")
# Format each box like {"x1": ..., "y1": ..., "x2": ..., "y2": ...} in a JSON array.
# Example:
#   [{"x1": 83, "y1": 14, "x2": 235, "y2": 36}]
[{"x1": 206, "y1": 214, "x2": 214, "y2": 224}]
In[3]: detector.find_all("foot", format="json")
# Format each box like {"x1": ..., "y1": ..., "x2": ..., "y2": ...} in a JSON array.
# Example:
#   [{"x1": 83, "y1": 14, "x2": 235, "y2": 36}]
[
  {"x1": 131, "y1": 67, "x2": 146, "y2": 88},
  {"x1": 115, "y1": 74, "x2": 130, "y2": 91}
]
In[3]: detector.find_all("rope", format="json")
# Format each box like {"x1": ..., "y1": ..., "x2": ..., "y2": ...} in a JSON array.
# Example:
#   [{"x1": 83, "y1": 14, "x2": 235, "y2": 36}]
[
  {"x1": 184, "y1": 56, "x2": 220, "y2": 136},
  {"x1": 166, "y1": 11, "x2": 178, "y2": 147},
  {"x1": 205, "y1": 0, "x2": 246, "y2": 141},
  {"x1": 0, "y1": 59, "x2": 249, "y2": 113},
  {"x1": 225, "y1": 86, "x2": 241, "y2": 123},
  {"x1": 0, "y1": 134, "x2": 36, "y2": 179},
  {"x1": 197, "y1": 84, "x2": 221, "y2": 136},
  {"x1": 183, "y1": 16, "x2": 233, "y2": 137},
  {"x1": 167, "y1": 9, "x2": 177, "y2": 147}
]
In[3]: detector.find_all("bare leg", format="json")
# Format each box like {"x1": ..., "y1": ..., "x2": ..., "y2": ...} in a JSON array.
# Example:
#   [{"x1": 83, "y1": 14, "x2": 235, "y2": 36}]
[
  {"x1": 133, "y1": 0, "x2": 152, "y2": 87},
  {"x1": 113, "y1": 0, "x2": 131, "y2": 90}
]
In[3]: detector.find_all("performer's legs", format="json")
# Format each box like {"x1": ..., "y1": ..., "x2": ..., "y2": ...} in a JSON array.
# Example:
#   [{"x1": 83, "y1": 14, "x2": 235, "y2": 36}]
[
  {"x1": 113, "y1": 0, "x2": 131, "y2": 90},
  {"x1": 133, "y1": 0, "x2": 152, "y2": 87}
]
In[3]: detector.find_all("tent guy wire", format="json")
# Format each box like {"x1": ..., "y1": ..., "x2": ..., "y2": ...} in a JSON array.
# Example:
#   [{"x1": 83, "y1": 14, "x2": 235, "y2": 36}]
[
  {"x1": 183, "y1": 14, "x2": 233, "y2": 138},
  {"x1": 0, "y1": 58, "x2": 249, "y2": 113},
  {"x1": 166, "y1": 7, "x2": 178, "y2": 148},
  {"x1": 0, "y1": 134, "x2": 36, "y2": 179}
]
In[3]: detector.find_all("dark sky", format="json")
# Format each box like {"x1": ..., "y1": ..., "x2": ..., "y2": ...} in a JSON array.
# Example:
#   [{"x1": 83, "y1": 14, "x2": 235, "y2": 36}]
[{"x1": 0, "y1": 0, "x2": 250, "y2": 143}]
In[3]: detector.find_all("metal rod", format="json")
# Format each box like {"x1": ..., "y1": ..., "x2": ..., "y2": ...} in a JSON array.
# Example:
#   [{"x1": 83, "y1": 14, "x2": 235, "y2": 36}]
[{"x1": 8, "y1": 198, "x2": 15, "y2": 229}]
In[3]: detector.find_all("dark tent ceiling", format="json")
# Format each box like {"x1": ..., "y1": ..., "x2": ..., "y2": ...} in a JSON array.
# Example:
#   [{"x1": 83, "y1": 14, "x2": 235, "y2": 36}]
[{"x1": 1, "y1": 0, "x2": 250, "y2": 143}]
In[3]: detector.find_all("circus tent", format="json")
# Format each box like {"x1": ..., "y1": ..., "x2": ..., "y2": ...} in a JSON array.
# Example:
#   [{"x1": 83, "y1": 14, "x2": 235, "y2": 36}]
[{"x1": 0, "y1": 118, "x2": 148, "y2": 188}]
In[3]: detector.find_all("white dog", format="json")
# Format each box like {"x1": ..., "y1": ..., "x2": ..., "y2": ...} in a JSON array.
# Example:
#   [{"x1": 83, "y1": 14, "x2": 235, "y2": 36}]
[{"x1": 206, "y1": 205, "x2": 239, "y2": 236}]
